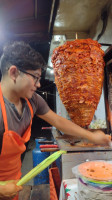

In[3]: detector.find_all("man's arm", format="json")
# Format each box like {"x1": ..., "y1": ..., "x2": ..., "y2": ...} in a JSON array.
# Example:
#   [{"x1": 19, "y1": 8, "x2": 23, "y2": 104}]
[{"x1": 38, "y1": 109, "x2": 110, "y2": 145}]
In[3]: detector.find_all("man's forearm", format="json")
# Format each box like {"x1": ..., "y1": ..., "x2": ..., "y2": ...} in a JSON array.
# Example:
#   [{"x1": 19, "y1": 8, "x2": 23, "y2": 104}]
[
  {"x1": 54, "y1": 115, "x2": 94, "y2": 140},
  {"x1": 38, "y1": 110, "x2": 94, "y2": 141},
  {"x1": 39, "y1": 110, "x2": 110, "y2": 145}
]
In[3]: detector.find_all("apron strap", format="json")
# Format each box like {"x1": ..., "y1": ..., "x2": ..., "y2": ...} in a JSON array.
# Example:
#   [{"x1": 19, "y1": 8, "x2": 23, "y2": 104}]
[{"x1": 0, "y1": 85, "x2": 8, "y2": 132}]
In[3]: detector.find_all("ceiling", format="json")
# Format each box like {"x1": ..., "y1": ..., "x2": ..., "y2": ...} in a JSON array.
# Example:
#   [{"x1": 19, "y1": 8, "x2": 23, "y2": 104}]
[
  {"x1": 53, "y1": 0, "x2": 110, "y2": 37},
  {"x1": 0, "y1": 0, "x2": 52, "y2": 43},
  {"x1": 0, "y1": 0, "x2": 112, "y2": 81}
]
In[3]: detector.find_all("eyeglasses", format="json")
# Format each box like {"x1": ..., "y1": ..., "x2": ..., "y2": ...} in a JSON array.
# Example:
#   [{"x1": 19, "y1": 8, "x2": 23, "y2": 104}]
[{"x1": 19, "y1": 69, "x2": 41, "y2": 84}]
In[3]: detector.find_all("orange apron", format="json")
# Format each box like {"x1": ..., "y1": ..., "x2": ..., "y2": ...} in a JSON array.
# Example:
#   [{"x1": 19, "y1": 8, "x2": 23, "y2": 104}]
[{"x1": 0, "y1": 85, "x2": 33, "y2": 199}]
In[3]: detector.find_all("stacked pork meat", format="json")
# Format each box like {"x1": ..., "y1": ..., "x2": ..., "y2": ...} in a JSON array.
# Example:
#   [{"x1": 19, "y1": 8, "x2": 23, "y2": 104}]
[{"x1": 52, "y1": 39, "x2": 105, "y2": 127}]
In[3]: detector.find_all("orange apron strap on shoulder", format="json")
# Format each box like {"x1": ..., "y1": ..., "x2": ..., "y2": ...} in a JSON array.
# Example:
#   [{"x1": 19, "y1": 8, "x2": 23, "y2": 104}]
[{"x1": 0, "y1": 85, "x2": 8, "y2": 132}]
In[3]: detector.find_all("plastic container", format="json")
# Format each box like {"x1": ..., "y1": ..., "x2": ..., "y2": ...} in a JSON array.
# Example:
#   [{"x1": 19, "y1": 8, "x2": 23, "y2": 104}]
[
  {"x1": 78, "y1": 178, "x2": 112, "y2": 200},
  {"x1": 32, "y1": 138, "x2": 50, "y2": 185},
  {"x1": 56, "y1": 157, "x2": 61, "y2": 176},
  {"x1": 72, "y1": 160, "x2": 112, "y2": 200}
]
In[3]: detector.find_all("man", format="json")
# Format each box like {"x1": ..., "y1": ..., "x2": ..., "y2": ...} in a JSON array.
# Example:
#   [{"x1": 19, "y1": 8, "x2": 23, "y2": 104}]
[{"x1": 0, "y1": 41, "x2": 110, "y2": 200}]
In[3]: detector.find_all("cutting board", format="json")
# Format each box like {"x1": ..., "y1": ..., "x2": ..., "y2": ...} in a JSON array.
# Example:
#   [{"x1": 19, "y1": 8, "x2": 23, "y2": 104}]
[{"x1": 52, "y1": 129, "x2": 112, "y2": 151}]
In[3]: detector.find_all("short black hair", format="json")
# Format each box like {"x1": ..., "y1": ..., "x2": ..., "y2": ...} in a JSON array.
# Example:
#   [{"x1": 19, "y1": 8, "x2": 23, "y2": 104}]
[{"x1": 0, "y1": 41, "x2": 46, "y2": 76}]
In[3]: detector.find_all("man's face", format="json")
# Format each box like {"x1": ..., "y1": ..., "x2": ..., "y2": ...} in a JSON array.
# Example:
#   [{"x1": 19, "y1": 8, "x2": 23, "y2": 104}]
[{"x1": 16, "y1": 68, "x2": 42, "y2": 99}]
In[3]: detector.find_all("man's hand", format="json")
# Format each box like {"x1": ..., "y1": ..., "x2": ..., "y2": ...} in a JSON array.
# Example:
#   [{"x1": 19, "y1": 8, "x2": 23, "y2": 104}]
[
  {"x1": 89, "y1": 130, "x2": 111, "y2": 145},
  {"x1": 0, "y1": 180, "x2": 22, "y2": 200}
]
